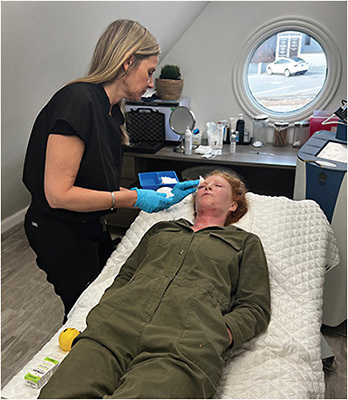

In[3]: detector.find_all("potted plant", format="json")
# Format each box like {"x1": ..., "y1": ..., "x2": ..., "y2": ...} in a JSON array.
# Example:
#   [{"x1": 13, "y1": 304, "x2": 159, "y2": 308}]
[{"x1": 155, "y1": 65, "x2": 184, "y2": 101}]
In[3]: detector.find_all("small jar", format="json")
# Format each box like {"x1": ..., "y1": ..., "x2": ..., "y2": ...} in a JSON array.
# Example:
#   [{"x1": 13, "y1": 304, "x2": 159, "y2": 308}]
[
  {"x1": 192, "y1": 128, "x2": 201, "y2": 149},
  {"x1": 293, "y1": 121, "x2": 310, "y2": 148},
  {"x1": 252, "y1": 115, "x2": 269, "y2": 147},
  {"x1": 273, "y1": 121, "x2": 289, "y2": 147}
]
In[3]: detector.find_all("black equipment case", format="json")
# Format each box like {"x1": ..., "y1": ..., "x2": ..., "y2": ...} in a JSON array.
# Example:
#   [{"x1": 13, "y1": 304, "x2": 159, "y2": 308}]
[{"x1": 124, "y1": 108, "x2": 165, "y2": 153}]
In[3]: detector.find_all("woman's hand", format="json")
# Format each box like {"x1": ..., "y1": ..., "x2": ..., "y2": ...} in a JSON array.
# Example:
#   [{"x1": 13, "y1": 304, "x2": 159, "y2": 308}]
[
  {"x1": 170, "y1": 180, "x2": 199, "y2": 205},
  {"x1": 132, "y1": 188, "x2": 172, "y2": 213}
]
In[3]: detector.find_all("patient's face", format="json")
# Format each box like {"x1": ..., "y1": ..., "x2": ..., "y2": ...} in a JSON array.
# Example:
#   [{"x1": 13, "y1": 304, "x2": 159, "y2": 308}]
[{"x1": 195, "y1": 175, "x2": 237, "y2": 215}]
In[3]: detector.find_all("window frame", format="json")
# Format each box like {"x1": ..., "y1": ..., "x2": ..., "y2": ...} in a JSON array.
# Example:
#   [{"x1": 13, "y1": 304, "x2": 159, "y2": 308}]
[{"x1": 232, "y1": 16, "x2": 342, "y2": 123}]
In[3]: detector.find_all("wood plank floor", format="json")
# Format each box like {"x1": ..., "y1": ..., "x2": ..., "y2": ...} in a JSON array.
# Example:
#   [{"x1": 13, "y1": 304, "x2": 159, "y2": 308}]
[{"x1": 1, "y1": 222, "x2": 347, "y2": 398}]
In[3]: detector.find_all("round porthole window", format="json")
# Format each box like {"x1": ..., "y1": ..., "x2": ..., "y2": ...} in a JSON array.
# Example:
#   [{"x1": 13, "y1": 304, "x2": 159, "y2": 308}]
[{"x1": 233, "y1": 16, "x2": 342, "y2": 123}]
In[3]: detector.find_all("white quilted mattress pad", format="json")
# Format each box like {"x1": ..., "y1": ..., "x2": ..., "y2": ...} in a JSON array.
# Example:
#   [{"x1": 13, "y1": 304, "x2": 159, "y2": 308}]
[{"x1": 2, "y1": 192, "x2": 339, "y2": 399}]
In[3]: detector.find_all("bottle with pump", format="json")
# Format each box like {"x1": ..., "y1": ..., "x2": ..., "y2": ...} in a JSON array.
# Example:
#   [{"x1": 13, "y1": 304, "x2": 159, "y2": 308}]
[
  {"x1": 184, "y1": 126, "x2": 192, "y2": 155},
  {"x1": 236, "y1": 114, "x2": 245, "y2": 144}
]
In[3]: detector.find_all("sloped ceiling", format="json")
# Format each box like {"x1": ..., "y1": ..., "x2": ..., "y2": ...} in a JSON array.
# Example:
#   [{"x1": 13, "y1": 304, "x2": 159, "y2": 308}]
[
  {"x1": 129, "y1": 1, "x2": 210, "y2": 61},
  {"x1": 1, "y1": 1, "x2": 209, "y2": 221}
]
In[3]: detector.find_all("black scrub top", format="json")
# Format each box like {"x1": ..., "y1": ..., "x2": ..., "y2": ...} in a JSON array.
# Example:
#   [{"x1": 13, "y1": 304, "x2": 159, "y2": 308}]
[{"x1": 23, "y1": 82, "x2": 124, "y2": 222}]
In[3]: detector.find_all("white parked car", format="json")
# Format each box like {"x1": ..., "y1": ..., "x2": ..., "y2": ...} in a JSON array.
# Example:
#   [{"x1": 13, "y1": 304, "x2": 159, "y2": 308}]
[{"x1": 266, "y1": 57, "x2": 309, "y2": 77}]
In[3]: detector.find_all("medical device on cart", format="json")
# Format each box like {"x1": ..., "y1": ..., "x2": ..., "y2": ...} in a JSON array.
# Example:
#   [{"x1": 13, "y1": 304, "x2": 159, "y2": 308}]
[{"x1": 294, "y1": 103, "x2": 347, "y2": 328}]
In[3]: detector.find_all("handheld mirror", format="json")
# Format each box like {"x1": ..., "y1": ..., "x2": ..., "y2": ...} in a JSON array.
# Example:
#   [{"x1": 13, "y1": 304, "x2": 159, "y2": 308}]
[{"x1": 169, "y1": 106, "x2": 196, "y2": 153}]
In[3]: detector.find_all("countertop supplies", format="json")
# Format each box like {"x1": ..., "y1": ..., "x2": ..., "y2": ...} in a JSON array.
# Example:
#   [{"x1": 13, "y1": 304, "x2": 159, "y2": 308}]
[
  {"x1": 139, "y1": 171, "x2": 179, "y2": 190},
  {"x1": 273, "y1": 122, "x2": 289, "y2": 147}
]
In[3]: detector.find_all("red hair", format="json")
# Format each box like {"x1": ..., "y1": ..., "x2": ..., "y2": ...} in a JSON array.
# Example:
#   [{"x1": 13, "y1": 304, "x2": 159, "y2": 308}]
[{"x1": 195, "y1": 169, "x2": 248, "y2": 225}]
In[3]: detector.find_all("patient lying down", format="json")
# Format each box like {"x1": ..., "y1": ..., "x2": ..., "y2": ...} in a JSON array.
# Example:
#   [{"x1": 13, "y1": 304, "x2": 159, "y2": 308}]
[{"x1": 39, "y1": 170, "x2": 270, "y2": 399}]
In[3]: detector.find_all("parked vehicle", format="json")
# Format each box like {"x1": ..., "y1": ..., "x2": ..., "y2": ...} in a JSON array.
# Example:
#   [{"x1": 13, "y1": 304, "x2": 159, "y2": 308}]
[{"x1": 266, "y1": 57, "x2": 308, "y2": 77}]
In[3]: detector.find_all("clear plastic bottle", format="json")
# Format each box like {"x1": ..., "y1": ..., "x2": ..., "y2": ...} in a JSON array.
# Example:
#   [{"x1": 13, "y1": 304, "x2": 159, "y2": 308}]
[
  {"x1": 230, "y1": 117, "x2": 236, "y2": 142},
  {"x1": 184, "y1": 126, "x2": 192, "y2": 155},
  {"x1": 252, "y1": 115, "x2": 269, "y2": 147},
  {"x1": 201, "y1": 128, "x2": 208, "y2": 145},
  {"x1": 216, "y1": 124, "x2": 224, "y2": 150},
  {"x1": 293, "y1": 121, "x2": 310, "y2": 148},
  {"x1": 230, "y1": 132, "x2": 236, "y2": 154}
]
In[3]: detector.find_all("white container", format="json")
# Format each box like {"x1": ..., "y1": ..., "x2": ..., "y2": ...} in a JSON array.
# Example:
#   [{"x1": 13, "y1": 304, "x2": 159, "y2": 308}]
[
  {"x1": 230, "y1": 133, "x2": 236, "y2": 154},
  {"x1": 229, "y1": 117, "x2": 236, "y2": 132},
  {"x1": 230, "y1": 117, "x2": 238, "y2": 143},
  {"x1": 184, "y1": 126, "x2": 192, "y2": 155},
  {"x1": 207, "y1": 122, "x2": 216, "y2": 147},
  {"x1": 192, "y1": 129, "x2": 201, "y2": 148},
  {"x1": 209, "y1": 124, "x2": 223, "y2": 155},
  {"x1": 24, "y1": 357, "x2": 60, "y2": 389},
  {"x1": 207, "y1": 122, "x2": 223, "y2": 154},
  {"x1": 293, "y1": 121, "x2": 310, "y2": 148},
  {"x1": 253, "y1": 115, "x2": 269, "y2": 147}
]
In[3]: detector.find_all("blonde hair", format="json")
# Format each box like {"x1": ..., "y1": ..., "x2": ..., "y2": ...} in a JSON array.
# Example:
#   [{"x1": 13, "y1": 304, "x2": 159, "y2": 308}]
[
  {"x1": 194, "y1": 169, "x2": 248, "y2": 225},
  {"x1": 73, "y1": 19, "x2": 160, "y2": 84},
  {"x1": 69, "y1": 20, "x2": 160, "y2": 144}
]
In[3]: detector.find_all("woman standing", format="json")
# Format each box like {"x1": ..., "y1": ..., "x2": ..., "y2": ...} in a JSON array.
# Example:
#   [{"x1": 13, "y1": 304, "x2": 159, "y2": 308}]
[{"x1": 23, "y1": 19, "x2": 197, "y2": 319}]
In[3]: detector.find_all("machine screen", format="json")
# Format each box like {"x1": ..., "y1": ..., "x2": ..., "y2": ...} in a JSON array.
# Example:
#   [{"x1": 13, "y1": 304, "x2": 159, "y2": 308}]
[{"x1": 317, "y1": 141, "x2": 347, "y2": 164}]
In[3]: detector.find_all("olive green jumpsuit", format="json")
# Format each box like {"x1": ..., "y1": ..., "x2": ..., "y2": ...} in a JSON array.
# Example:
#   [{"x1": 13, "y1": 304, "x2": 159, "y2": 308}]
[{"x1": 40, "y1": 219, "x2": 270, "y2": 399}]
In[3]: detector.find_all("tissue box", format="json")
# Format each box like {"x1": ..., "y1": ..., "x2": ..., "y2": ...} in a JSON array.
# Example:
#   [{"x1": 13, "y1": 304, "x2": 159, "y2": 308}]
[
  {"x1": 24, "y1": 357, "x2": 60, "y2": 389},
  {"x1": 138, "y1": 171, "x2": 179, "y2": 190}
]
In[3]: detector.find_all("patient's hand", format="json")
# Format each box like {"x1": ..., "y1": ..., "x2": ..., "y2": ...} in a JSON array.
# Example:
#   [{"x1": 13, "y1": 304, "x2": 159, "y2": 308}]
[{"x1": 227, "y1": 326, "x2": 233, "y2": 346}]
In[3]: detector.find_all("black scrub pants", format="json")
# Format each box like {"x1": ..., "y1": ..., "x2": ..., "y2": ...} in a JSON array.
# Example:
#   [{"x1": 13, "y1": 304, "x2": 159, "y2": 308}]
[{"x1": 24, "y1": 204, "x2": 114, "y2": 317}]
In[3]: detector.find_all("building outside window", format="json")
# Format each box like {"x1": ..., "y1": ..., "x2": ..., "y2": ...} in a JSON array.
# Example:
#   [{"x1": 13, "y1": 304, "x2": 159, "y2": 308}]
[
  {"x1": 233, "y1": 17, "x2": 342, "y2": 123},
  {"x1": 247, "y1": 30, "x2": 327, "y2": 114}
]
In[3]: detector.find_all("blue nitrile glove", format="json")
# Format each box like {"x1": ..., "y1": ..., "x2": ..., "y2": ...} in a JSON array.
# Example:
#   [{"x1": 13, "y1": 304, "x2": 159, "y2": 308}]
[
  {"x1": 132, "y1": 188, "x2": 172, "y2": 213},
  {"x1": 170, "y1": 179, "x2": 200, "y2": 205}
]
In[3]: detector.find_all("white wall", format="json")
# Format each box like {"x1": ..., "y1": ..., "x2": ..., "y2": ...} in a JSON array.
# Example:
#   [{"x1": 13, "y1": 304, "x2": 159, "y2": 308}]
[
  {"x1": 1, "y1": 1, "x2": 208, "y2": 230},
  {"x1": 158, "y1": 1, "x2": 347, "y2": 134}
]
